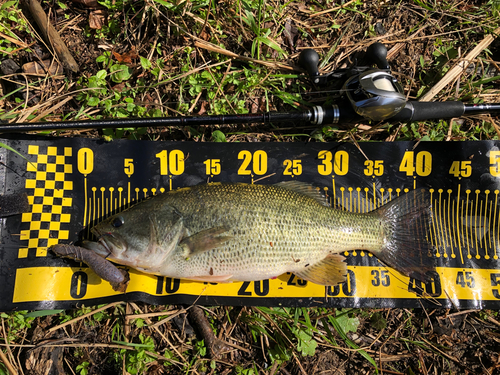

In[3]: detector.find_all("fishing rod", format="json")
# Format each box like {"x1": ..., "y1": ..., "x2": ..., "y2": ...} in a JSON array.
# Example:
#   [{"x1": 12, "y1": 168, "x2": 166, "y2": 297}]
[{"x1": 1, "y1": 43, "x2": 500, "y2": 132}]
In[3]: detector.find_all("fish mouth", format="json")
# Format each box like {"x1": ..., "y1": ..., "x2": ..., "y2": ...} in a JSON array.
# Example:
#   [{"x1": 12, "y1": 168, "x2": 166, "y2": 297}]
[{"x1": 90, "y1": 227, "x2": 128, "y2": 258}]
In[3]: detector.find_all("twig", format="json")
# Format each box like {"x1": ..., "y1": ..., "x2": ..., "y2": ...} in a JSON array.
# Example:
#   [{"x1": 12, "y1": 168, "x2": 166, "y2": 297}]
[
  {"x1": 420, "y1": 27, "x2": 500, "y2": 101},
  {"x1": 150, "y1": 308, "x2": 188, "y2": 329},
  {"x1": 126, "y1": 302, "x2": 190, "y2": 367},
  {"x1": 31, "y1": 96, "x2": 73, "y2": 122},
  {"x1": 1, "y1": 317, "x2": 17, "y2": 375},
  {"x1": 0, "y1": 31, "x2": 29, "y2": 49},
  {"x1": 386, "y1": 24, "x2": 428, "y2": 61},
  {"x1": 189, "y1": 306, "x2": 231, "y2": 359},
  {"x1": 48, "y1": 302, "x2": 123, "y2": 333},
  {"x1": 437, "y1": 309, "x2": 475, "y2": 319},
  {"x1": 194, "y1": 40, "x2": 296, "y2": 71},
  {"x1": 379, "y1": 369, "x2": 405, "y2": 375},
  {"x1": 0, "y1": 348, "x2": 17, "y2": 375},
  {"x1": 486, "y1": 315, "x2": 500, "y2": 328},
  {"x1": 309, "y1": 0, "x2": 359, "y2": 17},
  {"x1": 419, "y1": 335, "x2": 474, "y2": 371},
  {"x1": 28, "y1": 0, "x2": 79, "y2": 72},
  {"x1": 490, "y1": 117, "x2": 500, "y2": 140},
  {"x1": 125, "y1": 309, "x2": 183, "y2": 321},
  {"x1": 292, "y1": 352, "x2": 308, "y2": 374}
]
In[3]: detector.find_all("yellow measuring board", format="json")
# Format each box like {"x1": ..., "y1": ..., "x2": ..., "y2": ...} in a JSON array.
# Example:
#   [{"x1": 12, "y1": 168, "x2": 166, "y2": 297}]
[
  {"x1": 1, "y1": 137, "x2": 499, "y2": 310},
  {"x1": 12, "y1": 266, "x2": 500, "y2": 305}
]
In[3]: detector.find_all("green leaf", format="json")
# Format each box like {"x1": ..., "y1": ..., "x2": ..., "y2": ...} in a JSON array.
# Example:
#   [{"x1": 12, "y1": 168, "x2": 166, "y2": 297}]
[
  {"x1": 336, "y1": 310, "x2": 359, "y2": 334},
  {"x1": 96, "y1": 54, "x2": 107, "y2": 63},
  {"x1": 242, "y1": 9, "x2": 258, "y2": 34},
  {"x1": 419, "y1": 135, "x2": 431, "y2": 142},
  {"x1": 0, "y1": 142, "x2": 36, "y2": 171},
  {"x1": 419, "y1": 55, "x2": 425, "y2": 68},
  {"x1": 96, "y1": 69, "x2": 107, "y2": 80},
  {"x1": 87, "y1": 96, "x2": 100, "y2": 106},
  {"x1": 110, "y1": 64, "x2": 133, "y2": 83},
  {"x1": 0, "y1": 1, "x2": 17, "y2": 11},
  {"x1": 328, "y1": 315, "x2": 378, "y2": 373},
  {"x1": 256, "y1": 36, "x2": 287, "y2": 57},
  {"x1": 295, "y1": 329, "x2": 317, "y2": 356},
  {"x1": 268, "y1": 344, "x2": 291, "y2": 362},
  {"x1": 151, "y1": 0, "x2": 176, "y2": 8},
  {"x1": 370, "y1": 312, "x2": 387, "y2": 331},
  {"x1": 139, "y1": 56, "x2": 152, "y2": 70},
  {"x1": 211, "y1": 130, "x2": 226, "y2": 142},
  {"x1": 133, "y1": 318, "x2": 145, "y2": 328},
  {"x1": 24, "y1": 310, "x2": 64, "y2": 318}
]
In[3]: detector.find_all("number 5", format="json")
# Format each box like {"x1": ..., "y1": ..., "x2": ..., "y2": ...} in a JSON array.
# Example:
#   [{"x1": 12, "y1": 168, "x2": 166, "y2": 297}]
[{"x1": 490, "y1": 151, "x2": 500, "y2": 177}]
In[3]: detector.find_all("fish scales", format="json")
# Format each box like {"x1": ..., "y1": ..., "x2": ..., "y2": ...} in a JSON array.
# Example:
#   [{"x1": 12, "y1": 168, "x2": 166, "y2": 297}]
[
  {"x1": 157, "y1": 183, "x2": 382, "y2": 280},
  {"x1": 87, "y1": 182, "x2": 435, "y2": 285}
]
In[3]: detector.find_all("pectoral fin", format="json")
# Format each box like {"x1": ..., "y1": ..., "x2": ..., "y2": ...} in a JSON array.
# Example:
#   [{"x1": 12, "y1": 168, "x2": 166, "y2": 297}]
[
  {"x1": 294, "y1": 254, "x2": 347, "y2": 286},
  {"x1": 180, "y1": 226, "x2": 232, "y2": 257}
]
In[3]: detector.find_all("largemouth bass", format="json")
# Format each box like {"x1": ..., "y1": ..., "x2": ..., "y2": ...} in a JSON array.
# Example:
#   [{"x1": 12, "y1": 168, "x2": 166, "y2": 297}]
[{"x1": 84, "y1": 182, "x2": 435, "y2": 285}]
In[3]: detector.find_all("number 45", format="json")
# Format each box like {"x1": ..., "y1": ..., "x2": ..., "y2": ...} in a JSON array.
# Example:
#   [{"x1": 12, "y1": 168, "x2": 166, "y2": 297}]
[{"x1": 449, "y1": 161, "x2": 472, "y2": 178}]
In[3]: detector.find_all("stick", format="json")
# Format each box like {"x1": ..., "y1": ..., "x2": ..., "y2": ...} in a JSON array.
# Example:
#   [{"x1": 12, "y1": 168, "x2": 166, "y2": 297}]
[
  {"x1": 0, "y1": 349, "x2": 17, "y2": 375},
  {"x1": 48, "y1": 302, "x2": 123, "y2": 333},
  {"x1": 194, "y1": 40, "x2": 296, "y2": 71},
  {"x1": 309, "y1": 0, "x2": 359, "y2": 17},
  {"x1": 28, "y1": 0, "x2": 79, "y2": 72},
  {"x1": 188, "y1": 306, "x2": 231, "y2": 358},
  {"x1": 420, "y1": 27, "x2": 500, "y2": 101}
]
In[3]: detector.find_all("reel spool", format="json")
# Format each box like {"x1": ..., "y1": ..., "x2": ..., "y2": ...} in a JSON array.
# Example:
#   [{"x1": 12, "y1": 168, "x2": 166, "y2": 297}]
[
  {"x1": 343, "y1": 70, "x2": 406, "y2": 121},
  {"x1": 298, "y1": 42, "x2": 406, "y2": 121}
]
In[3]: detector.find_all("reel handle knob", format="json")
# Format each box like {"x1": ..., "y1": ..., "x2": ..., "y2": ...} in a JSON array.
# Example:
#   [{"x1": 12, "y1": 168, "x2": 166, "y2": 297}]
[
  {"x1": 298, "y1": 49, "x2": 320, "y2": 83},
  {"x1": 366, "y1": 43, "x2": 389, "y2": 70}
]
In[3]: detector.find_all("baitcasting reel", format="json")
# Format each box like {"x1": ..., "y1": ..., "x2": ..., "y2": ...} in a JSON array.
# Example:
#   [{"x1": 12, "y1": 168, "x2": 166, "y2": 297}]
[{"x1": 298, "y1": 42, "x2": 406, "y2": 121}]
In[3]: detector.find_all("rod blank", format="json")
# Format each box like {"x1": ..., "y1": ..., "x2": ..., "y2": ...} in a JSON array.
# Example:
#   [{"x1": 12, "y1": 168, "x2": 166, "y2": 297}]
[{"x1": 1, "y1": 101, "x2": 500, "y2": 132}]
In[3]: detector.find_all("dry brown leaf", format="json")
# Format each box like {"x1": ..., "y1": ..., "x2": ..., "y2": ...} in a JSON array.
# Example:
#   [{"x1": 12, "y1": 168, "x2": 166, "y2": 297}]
[
  {"x1": 199, "y1": 30, "x2": 210, "y2": 41},
  {"x1": 113, "y1": 47, "x2": 139, "y2": 63},
  {"x1": 89, "y1": 10, "x2": 107, "y2": 30},
  {"x1": 22, "y1": 59, "x2": 64, "y2": 76}
]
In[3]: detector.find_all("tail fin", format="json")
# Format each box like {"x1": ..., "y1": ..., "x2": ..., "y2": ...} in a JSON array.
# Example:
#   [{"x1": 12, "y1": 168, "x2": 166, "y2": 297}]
[{"x1": 374, "y1": 189, "x2": 435, "y2": 281}]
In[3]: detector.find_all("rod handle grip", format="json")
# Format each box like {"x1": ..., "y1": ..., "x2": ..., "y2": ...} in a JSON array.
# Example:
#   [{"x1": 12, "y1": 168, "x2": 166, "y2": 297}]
[{"x1": 389, "y1": 101, "x2": 465, "y2": 122}]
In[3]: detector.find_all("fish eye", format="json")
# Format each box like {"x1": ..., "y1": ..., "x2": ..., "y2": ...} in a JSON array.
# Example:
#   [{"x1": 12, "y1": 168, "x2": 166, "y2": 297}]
[{"x1": 111, "y1": 216, "x2": 124, "y2": 228}]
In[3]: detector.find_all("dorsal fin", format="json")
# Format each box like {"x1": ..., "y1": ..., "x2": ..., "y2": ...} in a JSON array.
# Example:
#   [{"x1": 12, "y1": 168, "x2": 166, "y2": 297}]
[{"x1": 274, "y1": 181, "x2": 329, "y2": 206}]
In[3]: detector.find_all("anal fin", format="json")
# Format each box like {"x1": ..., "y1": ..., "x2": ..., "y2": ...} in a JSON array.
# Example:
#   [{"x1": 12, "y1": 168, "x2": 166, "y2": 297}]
[
  {"x1": 180, "y1": 226, "x2": 232, "y2": 257},
  {"x1": 294, "y1": 254, "x2": 347, "y2": 286}
]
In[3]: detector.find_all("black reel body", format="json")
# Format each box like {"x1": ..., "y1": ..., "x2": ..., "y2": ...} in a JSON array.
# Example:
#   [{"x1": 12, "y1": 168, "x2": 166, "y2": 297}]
[{"x1": 298, "y1": 42, "x2": 406, "y2": 121}]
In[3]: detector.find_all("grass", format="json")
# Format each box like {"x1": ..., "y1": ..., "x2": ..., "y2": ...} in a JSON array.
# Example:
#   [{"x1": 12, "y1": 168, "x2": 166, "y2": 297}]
[{"x1": 1, "y1": 0, "x2": 500, "y2": 374}]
